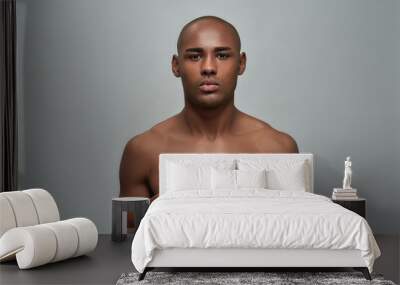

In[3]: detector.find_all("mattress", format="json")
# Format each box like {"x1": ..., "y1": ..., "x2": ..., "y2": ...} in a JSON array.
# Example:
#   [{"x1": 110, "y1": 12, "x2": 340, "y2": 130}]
[{"x1": 131, "y1": 190, "x2": 381, "y2": 273}]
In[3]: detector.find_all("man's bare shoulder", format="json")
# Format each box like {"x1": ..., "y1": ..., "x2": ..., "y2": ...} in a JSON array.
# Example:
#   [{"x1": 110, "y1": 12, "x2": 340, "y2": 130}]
[
  {"x1": 125, "y1": 130, "x2": 162, "y2": 156},
  {"x1": 125, "y1": 114, "x2": 180, "y2": 154},
  {"x1": 270, "y1": 129, "x2": 299, "y2": 153},
  {"x1": 237, "y1": 112, "x2": 299, "y2": 153},
  {"x1": 150, "y1": 114, "x2": 182, "y2": 135},
  {"x1": 234, "y1": 112, "x2": 272, "y2": 134}
]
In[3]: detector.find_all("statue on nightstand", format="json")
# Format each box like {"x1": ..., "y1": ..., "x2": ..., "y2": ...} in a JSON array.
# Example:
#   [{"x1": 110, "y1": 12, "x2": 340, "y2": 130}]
[{"x1": 342, "y1": 156, "x2": 352, "y2": 189}]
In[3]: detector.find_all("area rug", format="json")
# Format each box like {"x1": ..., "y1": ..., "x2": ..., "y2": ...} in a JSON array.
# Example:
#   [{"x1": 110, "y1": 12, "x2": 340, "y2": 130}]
[{"x1": 116, "y1": 271, "x2": 396, "y2": 285}]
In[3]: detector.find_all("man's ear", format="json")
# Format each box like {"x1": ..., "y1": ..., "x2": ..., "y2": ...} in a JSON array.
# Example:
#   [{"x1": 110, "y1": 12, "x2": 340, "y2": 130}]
[
  {"x1": 171, "y1": 55, "x2": 180, "y2": 77},
  {"x1": 238, "y1": 52, "x2": 246, "y2": 75}
]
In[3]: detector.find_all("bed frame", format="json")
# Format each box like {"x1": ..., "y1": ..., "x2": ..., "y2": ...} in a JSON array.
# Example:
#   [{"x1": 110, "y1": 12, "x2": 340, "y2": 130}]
[{"x1": 138, "y1": 153, "x2": 371, "y2": 280}]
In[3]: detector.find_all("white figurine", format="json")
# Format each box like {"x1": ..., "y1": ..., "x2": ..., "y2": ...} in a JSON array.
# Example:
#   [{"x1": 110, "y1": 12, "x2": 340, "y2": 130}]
[{"x1": 342, "y1": 156, "x2": 352, "y2": 189}]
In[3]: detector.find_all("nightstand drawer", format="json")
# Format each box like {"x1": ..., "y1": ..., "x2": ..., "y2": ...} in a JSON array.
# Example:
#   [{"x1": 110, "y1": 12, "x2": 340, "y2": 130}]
[{"x1": 332, "y1": 198, "x2": 366, "y2": 218}]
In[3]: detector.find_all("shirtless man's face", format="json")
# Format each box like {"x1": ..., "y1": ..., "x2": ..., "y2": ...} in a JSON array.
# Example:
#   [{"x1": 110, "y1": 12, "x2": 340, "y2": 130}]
[{"x1": 172, "y1": 20, "x2": 246, "y2": 109}]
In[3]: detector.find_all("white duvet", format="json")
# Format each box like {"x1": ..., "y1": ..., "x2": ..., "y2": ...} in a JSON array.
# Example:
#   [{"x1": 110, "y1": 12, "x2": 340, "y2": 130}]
[{"x1": 131, "y1": 190, "x2": 380, "y2": 273}]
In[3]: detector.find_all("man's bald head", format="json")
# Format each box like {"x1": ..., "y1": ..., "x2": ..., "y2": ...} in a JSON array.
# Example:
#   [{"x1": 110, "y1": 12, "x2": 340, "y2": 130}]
[{"x1": 176, "y1": 16, "x2": 241, "y2": 55}]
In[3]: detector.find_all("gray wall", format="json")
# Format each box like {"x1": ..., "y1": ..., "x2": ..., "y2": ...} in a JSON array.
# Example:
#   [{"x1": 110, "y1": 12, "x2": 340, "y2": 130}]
[{"x1": 16, "y1": 0, "x2": 399, "y2": 234}]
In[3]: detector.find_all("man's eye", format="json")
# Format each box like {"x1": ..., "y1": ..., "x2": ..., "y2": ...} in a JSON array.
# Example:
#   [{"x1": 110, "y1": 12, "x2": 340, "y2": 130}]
[
  {"x1": 217, "y1": 53, "x2": 229, "y2": 59},
  {"x1": 189, "y1": 54, "x2": 201, "y2": 61}
]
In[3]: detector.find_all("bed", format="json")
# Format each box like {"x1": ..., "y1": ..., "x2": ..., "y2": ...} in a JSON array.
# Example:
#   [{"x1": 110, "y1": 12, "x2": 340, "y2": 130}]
[{"x1": 131, "y1": 153, "x2": 381, "y2": 281}]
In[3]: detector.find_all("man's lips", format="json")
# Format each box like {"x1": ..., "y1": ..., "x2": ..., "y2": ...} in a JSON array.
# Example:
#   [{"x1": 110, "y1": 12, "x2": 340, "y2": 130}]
[{"x1": 199, "y1": 81, "x2": 219, "y2": 93}]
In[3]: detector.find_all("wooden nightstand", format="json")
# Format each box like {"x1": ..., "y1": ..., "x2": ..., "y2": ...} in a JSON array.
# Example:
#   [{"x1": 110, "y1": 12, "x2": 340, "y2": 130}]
[{"x1": 332, "y1": 198, "x2": 366, "y2": 218}]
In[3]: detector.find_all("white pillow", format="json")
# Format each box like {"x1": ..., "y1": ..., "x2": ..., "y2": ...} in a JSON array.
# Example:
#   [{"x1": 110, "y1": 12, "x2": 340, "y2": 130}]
[
  {"x1": 211, "y1": 168, "x2": 268, "y2": 190},
  {"x1": 166, "y1": 159, "x2": 236, "y2": 192},
  {"x1": 237, "y1": 169, "x2": 268, "y2": 188},
  {"x1": 166, "y1": 162, "x2": 211, "y2": 191},
  {"x1": 267, "y1": 164, "x2": 307, "y2": 191},
  {"x1": 211, "y1": 168, "x2": 236, "y2": 190},
  {"x1": 237, "y1": 159, "x2": 308, "y2": 191}
]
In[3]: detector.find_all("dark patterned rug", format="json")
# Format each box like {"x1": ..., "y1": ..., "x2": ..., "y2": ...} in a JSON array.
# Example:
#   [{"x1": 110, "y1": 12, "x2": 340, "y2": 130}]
[{"x1": 116, "y1": 271, "x2": 396, "y2": 285}]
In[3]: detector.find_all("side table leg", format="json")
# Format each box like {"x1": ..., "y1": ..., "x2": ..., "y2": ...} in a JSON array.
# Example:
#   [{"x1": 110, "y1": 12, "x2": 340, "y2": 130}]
[{"x1": 112, "y1": 201, "x2": 122, "y2": 241}]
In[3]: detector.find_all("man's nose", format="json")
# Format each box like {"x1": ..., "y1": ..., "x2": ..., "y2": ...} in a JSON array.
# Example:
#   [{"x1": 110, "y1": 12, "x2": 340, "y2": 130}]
[{"x1": 201, "y1": 55, "x2": 217, "y2": 76}]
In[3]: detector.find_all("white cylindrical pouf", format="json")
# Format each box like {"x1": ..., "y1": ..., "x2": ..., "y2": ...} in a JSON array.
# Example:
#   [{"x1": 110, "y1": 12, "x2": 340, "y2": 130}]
[
  {"x1": 64, "y1": 218, "x2": 98, "y2": 257},
  {"x1": 0, "y1": 226, "x2": 57, "y2": 269},
  {"x1": 23, "y1": 189, "x2": 60, "y2": 224},
  {"x1": 1, "y1": 192, "x2": 39, "y2": 227},
  {"x1": 0, "y1": 195, "x2": 17, "y2": 237},
  {"x1": 42, "y1": 221, "x2": 79, "y2": 262}
]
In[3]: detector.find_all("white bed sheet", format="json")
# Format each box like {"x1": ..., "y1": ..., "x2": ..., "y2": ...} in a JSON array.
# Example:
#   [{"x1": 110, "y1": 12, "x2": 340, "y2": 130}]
[{"x1": 131, "y1": 190, "x2": 380, "y2": 273}]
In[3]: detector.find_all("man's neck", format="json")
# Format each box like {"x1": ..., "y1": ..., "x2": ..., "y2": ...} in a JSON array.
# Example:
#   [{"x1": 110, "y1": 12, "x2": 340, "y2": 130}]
[{"x1": 181, "y1": 103, "x2": 239, "y2": 140}]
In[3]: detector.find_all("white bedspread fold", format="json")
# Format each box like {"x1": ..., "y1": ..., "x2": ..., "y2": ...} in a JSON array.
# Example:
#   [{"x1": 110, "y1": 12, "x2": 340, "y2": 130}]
[{"x1": 131, "y1": 190, "x2": 380, "y2": 273}]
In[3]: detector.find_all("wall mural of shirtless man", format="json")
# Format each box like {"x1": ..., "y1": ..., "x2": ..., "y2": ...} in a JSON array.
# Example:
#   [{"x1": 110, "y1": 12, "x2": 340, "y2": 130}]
[{"x1": 119, "y1": 16, "x2": 298, "y2": 211}]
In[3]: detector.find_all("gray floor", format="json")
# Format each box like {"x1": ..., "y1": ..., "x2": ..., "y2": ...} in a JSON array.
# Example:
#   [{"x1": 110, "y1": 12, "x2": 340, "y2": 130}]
[
  {"x1": 0, "y1": 235, "x2": 133, "y2": 285},
  {"x1": 0, "y1": 235, "x2": 399, "y2": 285}
]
